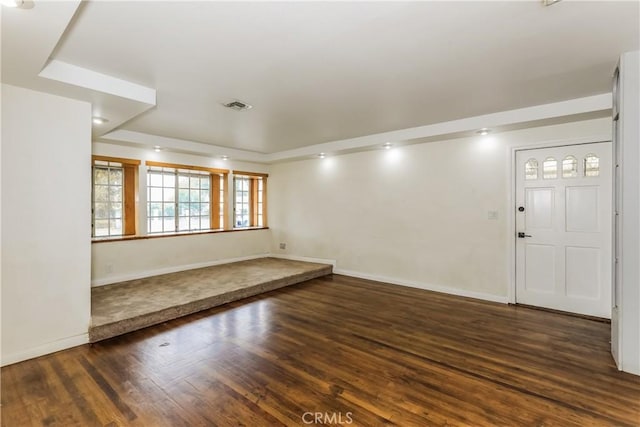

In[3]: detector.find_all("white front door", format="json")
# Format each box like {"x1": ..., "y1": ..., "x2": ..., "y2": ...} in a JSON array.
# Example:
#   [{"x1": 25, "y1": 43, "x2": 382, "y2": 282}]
[{"x1": 515, "y1": 142, "x2": 612, "y2": 318}]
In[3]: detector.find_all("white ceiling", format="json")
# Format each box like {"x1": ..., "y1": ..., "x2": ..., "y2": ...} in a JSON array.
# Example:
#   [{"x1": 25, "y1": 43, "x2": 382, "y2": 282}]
[{"x1": 2, "y1": 1, "x2": 639, "y2": 158}]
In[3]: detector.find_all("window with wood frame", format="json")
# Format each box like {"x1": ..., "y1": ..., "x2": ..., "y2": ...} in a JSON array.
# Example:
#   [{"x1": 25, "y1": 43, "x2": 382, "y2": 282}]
[
  {"x1": 92, "y1": 156, "x2": 140, "y2": 237},
  {"x1": 146, "y1": 161, "x2": 228, "y2": 234},
  {"x1": 233, "y1": 171, "x2": 267, "y2": 228}
]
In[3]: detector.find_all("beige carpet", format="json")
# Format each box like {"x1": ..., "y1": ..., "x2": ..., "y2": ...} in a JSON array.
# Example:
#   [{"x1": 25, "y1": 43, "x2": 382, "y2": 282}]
[{"x1": 90, "y1": 257, "x2": 332, "y2": 342}]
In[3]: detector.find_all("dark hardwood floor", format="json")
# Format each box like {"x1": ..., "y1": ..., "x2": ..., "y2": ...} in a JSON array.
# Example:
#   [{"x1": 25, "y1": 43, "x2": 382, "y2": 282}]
[{"x1": 2, "y1": 274, "x2": 639, "y2": 426}]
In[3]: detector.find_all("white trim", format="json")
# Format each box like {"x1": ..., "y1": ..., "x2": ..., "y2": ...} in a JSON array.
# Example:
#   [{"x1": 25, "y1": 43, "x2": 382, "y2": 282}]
[
  {"x1": 1, "y1": 333, "x2": 89, "y2": 367},
  {"x1": 334, "y1": 268, "x2": 509, "y2": 304},
  {"x1": 91, "y1": 254, "x2": 269, "y2": 286},
  {"x1": 507, "y1": 136, "x2": 613, "y2": 306},
  {"x1": 268, "y1": 253, "x2": 337, "y2": 268},
  {"x1": 267, "y1": 94, "x2": 611, "y2": 163},
  {"x1": 98, "y1": 95, "x2": 612, "y2": 164},
  {"x1": 101, "y1": 130, "x2": 266, "y2": 163},
  {"x1": 507, "y1": 143, "x2": 517, "y2": 304},
  {"x1": 509, "y1": 135, "x2": 611, "y2": 152}
]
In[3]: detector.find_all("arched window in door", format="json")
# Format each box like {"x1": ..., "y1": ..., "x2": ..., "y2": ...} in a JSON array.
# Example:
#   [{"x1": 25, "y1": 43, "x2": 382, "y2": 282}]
[
  {"x1": 562, "y1": 155, "x2": 578, "y2": 178},
  {"x1": 584, "y1": 154, "x2": 600, "y2": 177},
  {"x1": 525, "y1": 158, "x2": 538, "y2": 180},
  {"x1": 543, "y1": 157, "x2": 558, "y2": 179}
]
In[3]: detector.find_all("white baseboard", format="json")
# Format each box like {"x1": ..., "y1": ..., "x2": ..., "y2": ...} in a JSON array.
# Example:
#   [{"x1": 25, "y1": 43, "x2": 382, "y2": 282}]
[
  {"x1": 268, "y1": 253, "x2": 337, "y2": 268},
  {"x1": 334, "y1": 268, "x2": 509, "y2": 304},
  {"x1": 91, "y1": 253, "x2": 270, "y2": 286},
  {"x1": 1, "y1": 333, "x2": 89, "y2": 367}
]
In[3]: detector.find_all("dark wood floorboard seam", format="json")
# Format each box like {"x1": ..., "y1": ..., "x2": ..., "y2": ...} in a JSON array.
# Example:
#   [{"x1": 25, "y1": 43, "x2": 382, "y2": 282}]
[
  {"x1": 49, "y1": 358, "x2": 103, "y2": 426},
  {"x1": 79, "y1": 356, "x2": 138, "y2": 422},
  {"x1": 3, "y1": 274, "x2": 638, "y2": 426},
  {"x1": 351, "y1": 333, "x2": 634, "y2": 427}
]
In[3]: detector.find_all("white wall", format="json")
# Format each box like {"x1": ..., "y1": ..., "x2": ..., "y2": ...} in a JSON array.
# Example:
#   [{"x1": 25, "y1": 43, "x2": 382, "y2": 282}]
[
  {"x1": 269, "y1": 118, "x2": 611, "y2": 301},
  {"x1": 1, "y1": 84, "x2": 91, "y2": 365},
  {"x1": 92, "y1": 230, "x2": 271, "y2": 285},
  {"x1": 91, "y1": 143, "x2": 272, "y2": 285}
]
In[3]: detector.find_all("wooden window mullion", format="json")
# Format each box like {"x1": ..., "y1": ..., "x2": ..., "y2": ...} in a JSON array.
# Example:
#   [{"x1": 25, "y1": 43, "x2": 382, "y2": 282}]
[
  {"x1": 249, "y1": 178, "x2": 258, "y2": 227},
  {"x1": 262, "y1": 177, "x2": 268, "y2": 227},
  {"x1": 93, "y1": 155, "x2": 141, "y2": 166},
  {"x1": 223, "y1": 174, "x2": 229, "y2": 230},
  {"x1": 211, "y1": 174, "x2": 221, "y2": 230},
  {"x1": 146, "y1": 161, "x2": 227, "y2": 175},
  {"x1": 123, "y1": 165, "x2": 137, "y2": 236}
]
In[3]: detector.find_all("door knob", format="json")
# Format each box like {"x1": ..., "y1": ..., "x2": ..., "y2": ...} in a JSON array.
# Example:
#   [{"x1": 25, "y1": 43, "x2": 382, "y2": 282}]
[{"x1": 518, "y1": 232, "x2": 532, "y2": 238}]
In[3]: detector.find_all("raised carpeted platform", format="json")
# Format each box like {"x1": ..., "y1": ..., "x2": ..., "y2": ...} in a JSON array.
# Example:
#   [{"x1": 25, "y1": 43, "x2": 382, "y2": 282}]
[{"x1": 90, "y1": 257, "x2": 332, "y2": 342}]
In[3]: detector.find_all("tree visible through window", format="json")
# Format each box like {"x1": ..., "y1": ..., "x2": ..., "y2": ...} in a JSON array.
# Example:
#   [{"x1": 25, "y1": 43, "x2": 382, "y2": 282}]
[
  {"x1": 92, "y1": 156, "x2": 140, "y2": 237},
  {"x1": 93, "y1": 162, "x2": 123, "y2": 236},
  {"x1": 233, "y1": 171, "x2": 267, "y2": 228},
  {"x1": 234, "y1": 176, "x2": 250, "y2": 228},
  {"x1": 146, "y1": 162, "x2": 227, "y2": 234}
]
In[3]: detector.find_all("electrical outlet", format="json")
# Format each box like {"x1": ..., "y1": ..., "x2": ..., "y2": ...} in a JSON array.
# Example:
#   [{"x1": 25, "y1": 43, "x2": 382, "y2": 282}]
[
  {"x1": 105, "y1": 264, "x2": 113, "y2": 274},
  {"x1": 279, "y1": 243, "x2": 286, "y2": 250}
]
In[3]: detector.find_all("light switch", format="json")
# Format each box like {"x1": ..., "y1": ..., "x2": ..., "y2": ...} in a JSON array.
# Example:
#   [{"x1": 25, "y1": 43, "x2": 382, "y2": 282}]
[{"x1": 488, "y1": 211, "x2": 499, "y2": 220}]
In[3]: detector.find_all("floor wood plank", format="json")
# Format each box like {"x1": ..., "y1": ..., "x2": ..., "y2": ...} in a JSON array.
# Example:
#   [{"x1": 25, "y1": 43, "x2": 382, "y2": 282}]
[{"x1": 3, "y1": 274, "x2": 639, "y2": 426}]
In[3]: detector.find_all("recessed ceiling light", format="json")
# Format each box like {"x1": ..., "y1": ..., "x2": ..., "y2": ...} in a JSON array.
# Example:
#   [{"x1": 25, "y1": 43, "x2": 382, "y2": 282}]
[
  {"x1": 221, "y1": 155, "x2": 229, "y2": 161},
  {"x1": 154, "y1": 146, "x2": 161, "y2": 152},
  {"x1": 318, "y1": 153, "x2": 326, "y2": 159},
  {"x1": 383, "y1": 142, "x2": 393, "y2": 150},
  {"x1": 477, "y1": 128, "x2": 491, "y2": 136},
  {"x1": 92, "y1": 116, "x2": 108, "y2": 125},
  {"x1": 223, "y1": 100, "x2": 252, "y2": 111},
  {"x1": 0, "y1": 0, "x2": 24, "y2": 7}
]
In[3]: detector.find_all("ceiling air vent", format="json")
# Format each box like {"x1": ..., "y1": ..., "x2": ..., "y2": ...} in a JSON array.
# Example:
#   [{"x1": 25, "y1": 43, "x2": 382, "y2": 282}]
[{"x1": 223, "y1": 100, "x2": 252, "y2": 111}]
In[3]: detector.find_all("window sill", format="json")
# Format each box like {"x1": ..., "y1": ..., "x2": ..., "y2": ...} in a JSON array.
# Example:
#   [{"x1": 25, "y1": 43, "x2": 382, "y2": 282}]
[{"x1": 91, "y1": 227, "x2": 269, "y2": 243}]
